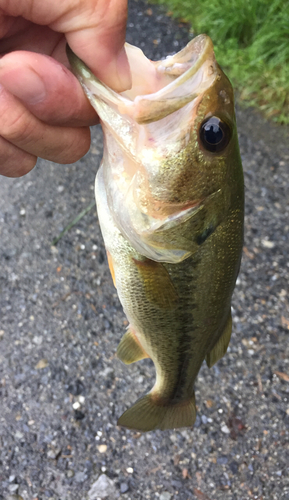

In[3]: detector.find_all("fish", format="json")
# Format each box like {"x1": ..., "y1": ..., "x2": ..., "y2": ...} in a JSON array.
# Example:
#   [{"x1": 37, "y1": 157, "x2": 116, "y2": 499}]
[{"x1": 66, "y1": 34, "x2": 244, "y2": 432}]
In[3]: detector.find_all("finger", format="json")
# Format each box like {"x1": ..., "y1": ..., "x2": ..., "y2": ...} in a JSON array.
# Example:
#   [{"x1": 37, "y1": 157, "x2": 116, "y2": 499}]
[
  {"x1": 0, "y1": 85, "x2": 91, "y2": 164},
  {"x1": 64, "y1": 0, "x2": 131, "y2": 91},
  {"x1": 0, "y1": 51, "x2": 98, "y2": 127},
  {"x1": 0, "y1": 135, "x2": 37, "y2": 177},
  {"x1": 0, "y1": 0, "x2": 131, "y2": 92}
]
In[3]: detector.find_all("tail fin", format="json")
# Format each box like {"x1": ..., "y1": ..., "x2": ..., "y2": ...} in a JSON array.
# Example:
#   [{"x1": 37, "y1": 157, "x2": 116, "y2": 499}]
[{"x1": 117, "y1": 393, "x2": 196, "y2": 432}]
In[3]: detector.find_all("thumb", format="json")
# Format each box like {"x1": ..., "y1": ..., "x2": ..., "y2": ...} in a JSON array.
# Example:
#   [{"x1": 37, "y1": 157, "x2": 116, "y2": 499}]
[{"x1": 65, "y1": 0, "x2": 131, "y2": 92}]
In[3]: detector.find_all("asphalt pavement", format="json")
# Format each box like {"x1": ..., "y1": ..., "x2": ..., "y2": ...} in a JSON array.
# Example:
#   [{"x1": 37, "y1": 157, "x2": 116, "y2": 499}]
[{"x1": 0, "y1": 1, "x2": 289, "y2": 499}]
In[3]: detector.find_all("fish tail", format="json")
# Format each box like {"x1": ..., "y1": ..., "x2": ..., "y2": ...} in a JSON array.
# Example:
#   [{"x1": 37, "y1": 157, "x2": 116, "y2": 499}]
[{"x1": 117, "y1": 393, "x2": 196, "y2": 432}]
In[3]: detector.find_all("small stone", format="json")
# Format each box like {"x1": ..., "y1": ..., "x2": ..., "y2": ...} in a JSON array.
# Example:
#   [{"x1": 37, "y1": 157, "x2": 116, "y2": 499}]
[
  {"x1": 8, "y1": 484, "x2": 19, "y2": 493},
  {"x1": 35, "y1": 358, "x2": 48, "y2": 369},
  {"x1": 88, "y1": 474, "x2": 117, "y2": 499},
  {"x1": 33, "y1": 335, "x2": 43, "y2": 345},
  {"x1": 171, "y1": 480, "x2": 182, "y2": 489},
  {"x1": 98, "y1": 367, "x2": 113, "y2": 378},
  {"x1": 126, "y1": 467, "x2": 133, "y2": 474},
  {"x1": 221, "y1": 424, "x2": 230, "y2": 434},
  {"x1": 201, "y1": 415, "x2": 208, "y2": 424},
  {"x1": 47, "y1": 447, "x2": 61, "y2": 459},
  {"x1": 98, "y1": 444, "x2": 107, "y2": 453},
  {"x1": 75, "y1": 471, "x2": 86, "y2": 483},
  {"x1": 261, "y1": 239, "x2": 275, "y2": 249},
  {"x1": 15, "y1": 431, "x2": 24, "y2": 440},
  {"x1": 217, "y1": 455, "x2": 228, "y2": 465},
  {"x1": 120, "y1": 482, "x2": 129, "y2": 494},
  {"x1": 67, "y1": 470, "x2": 74, "y2": 478},
  {"x1": 160, "y1": 493, "x2": 172, "y2": 500},
  {"x1": 9, "y1": 476, "x2": 16, "y2": 482}
]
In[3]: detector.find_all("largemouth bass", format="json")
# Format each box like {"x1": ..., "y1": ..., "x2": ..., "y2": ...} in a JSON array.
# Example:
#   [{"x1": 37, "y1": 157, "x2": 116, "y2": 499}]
[{"x1": 67, "y1": 35, "x2": 244, "y2": 432}]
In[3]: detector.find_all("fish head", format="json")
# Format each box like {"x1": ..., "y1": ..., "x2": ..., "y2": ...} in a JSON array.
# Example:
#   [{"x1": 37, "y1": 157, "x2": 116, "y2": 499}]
[{"x1": 67, "y1": 36, "x2": 243, "y2": 262}]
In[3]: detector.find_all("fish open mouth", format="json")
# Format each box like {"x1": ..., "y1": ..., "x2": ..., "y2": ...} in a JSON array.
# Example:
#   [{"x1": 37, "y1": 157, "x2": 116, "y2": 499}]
[{"x1": 67, "y1": 35, "x2": 217, "y2": 124}]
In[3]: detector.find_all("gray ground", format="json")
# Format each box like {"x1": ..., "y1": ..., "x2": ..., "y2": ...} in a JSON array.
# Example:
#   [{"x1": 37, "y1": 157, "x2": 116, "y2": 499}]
[{"x1": 0, "y1": 1, "x2": 289, "y2": 499}]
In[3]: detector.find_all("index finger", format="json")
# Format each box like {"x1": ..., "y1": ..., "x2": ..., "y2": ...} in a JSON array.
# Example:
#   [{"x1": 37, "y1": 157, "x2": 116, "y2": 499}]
[{"x1": 0, "y1": 0, "x2": 131, "y2": 91}]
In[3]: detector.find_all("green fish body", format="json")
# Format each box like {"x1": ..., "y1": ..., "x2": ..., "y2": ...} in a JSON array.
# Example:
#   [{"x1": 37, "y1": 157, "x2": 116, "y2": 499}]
[{"x1": 67, "y1": 35, "x2": 244, "y2": 432}]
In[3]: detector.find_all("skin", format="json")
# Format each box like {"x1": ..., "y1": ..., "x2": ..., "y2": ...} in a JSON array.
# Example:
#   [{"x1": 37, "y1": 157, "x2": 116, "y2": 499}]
[{"x1": 0, "y1": 0, "x2": 130, "y2": 177}]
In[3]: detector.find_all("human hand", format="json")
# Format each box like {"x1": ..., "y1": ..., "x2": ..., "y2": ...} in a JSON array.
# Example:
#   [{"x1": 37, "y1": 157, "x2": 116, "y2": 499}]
[{"x1": 0, "y1": 0, "x2": 131, "y2": 177}]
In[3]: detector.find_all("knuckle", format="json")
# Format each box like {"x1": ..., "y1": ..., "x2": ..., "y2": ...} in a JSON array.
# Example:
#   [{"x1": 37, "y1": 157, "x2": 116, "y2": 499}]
[{"x1": 2, "y1": 108, "x2": 35, "y2": 144}]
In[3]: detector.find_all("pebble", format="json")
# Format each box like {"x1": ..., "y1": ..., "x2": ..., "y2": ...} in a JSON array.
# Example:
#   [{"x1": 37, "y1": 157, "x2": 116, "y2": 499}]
[
  {"x1": 221, "y1": 424, "x2": 231, "y2": 434},
  {"x1": 171, "y1": 480, "x2": 182, "y2": 489},
  {"x1": 47, "y1": 448, "x2": 61, "y2": 459},
  {"x1": 88, "y1": 474, "x2": 117, "y2": 499},
  {"x1": 35, "y1": 358, "x2": 48, "y2": 369},
  {"x1": 98, "y1": 444, "x2": 107, "y2": 453},
  {"x1": 74, "y1": 471, "x2": 87, "y2": 483},
  {"x1": 201, "y1": 415, "x2": 208, "y2": 424},
  {"x1": 217, "y1": 456, "x2": 228, "y2": 465},
  {"x1": 261, "y1": 239, "x2": 275, "y2": 248},
  {"x1": 67, "y1": 470, "x2": 74, "y2": 478},
  {"x1": 160, "y1": 493, "x2": 172, "y2": 500},
  {"x1": 8, "y1": 485, "x2": 19, "y2": 493},
  {"x1": 120, "y1": 482, "x2": 129, "y2": 493}
]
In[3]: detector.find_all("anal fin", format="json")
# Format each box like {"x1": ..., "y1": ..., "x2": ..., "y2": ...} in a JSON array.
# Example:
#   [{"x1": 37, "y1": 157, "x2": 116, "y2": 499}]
[
  {"x1": 117, "y1": 328, "x2": 149, "y2": 365},
  {"x1": 206, "y1": 312, "x2": 232, "y2": 368}
]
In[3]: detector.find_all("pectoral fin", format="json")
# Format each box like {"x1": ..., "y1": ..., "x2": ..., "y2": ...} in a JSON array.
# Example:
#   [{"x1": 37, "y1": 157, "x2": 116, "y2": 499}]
[
  {"x1": 206, "y1": 312, "x2": 232, "y2": 368},
  {"x1": 106, "y1": 250, "x2": 116, "y2": 287},
  {"x1": 133, "y1": 258, "x2": 179, "y2": 309},
  {"x1": 117, "y1": 328, "x2": 149, "y2": 364}
]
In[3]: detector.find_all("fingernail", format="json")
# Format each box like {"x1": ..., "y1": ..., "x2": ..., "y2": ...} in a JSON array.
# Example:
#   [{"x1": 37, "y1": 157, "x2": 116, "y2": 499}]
[
  {"x1": 0, "y1": 65, "x2": 46, "y2": 105},
  {"x1": 116, "y1": 46, "x2": 132, "y2": 91}
]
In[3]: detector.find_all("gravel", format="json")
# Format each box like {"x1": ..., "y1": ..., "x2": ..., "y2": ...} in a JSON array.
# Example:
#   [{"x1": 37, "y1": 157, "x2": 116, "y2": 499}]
[{"x1": 0, "y1": 1, "x2": 288, "y2": 499}]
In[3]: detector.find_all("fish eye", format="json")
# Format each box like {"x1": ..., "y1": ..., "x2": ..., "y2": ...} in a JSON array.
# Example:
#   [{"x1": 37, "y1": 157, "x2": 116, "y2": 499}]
[{"x1": 199, "y1": 116, "x2": 231, "y2": 153}]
